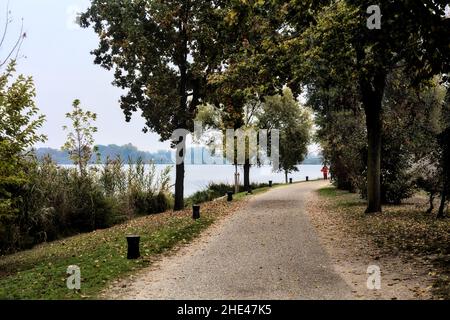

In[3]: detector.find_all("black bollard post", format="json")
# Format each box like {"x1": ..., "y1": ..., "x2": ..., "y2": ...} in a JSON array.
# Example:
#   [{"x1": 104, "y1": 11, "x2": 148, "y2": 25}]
[
  {"x1": 193, "y1": 205, "x2": 200, "y2": 220},
  {"x1": 227, "y1": 191, "x2": 233, "y2": 202},
  {"x1": 126, "y1": 235, "x2": 140, "y2": 259},
  {"x1": 306, "y1": 176, "x2": 309, "y2": 182},
  {"x1": 269, "y1": 180, "x2": 273, "y2": 187},
  {"x1": 289, "y1": 178, "x2": 293, "y2": 184}
]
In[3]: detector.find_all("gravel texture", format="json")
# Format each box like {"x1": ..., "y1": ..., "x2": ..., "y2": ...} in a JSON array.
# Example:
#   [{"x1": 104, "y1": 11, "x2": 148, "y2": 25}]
[{"x1": 104, "y1": 180, "x2": 353, "y2": 300}]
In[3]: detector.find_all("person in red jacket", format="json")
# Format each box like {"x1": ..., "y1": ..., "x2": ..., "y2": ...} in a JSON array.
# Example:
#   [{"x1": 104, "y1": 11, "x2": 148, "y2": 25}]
[{"x1": 321, "y1": 165, "x2": 329, "y2": 180}]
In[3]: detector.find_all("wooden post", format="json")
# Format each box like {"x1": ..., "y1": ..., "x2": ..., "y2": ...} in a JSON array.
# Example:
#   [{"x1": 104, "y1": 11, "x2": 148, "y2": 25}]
[
  {"x1": 126, "y1": 235, "x2": 140, "y2": 259},
  {"x1": 193, "y1": 205, "x2": 200, "y2": 219}
]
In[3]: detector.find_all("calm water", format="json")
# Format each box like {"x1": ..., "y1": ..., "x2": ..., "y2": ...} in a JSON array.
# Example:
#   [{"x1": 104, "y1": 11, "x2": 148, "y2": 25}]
[
  {"x1": 70, "y1": 164, "x2": 323, "y2": 196},
  {"x1": 160, "y1": 164, "x2": 323, "y2": 196}
]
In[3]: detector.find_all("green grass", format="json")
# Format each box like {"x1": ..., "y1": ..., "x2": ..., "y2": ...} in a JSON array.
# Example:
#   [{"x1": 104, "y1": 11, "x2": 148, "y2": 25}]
[
  {"x1": 317, "y1": 186, "x2": 450, "y2": 299},
  {"x1": 0, "y1": 182, "x2": 289, "y2": 300},
  {"x1": 0, "y1": 212, "x2": 215, "y2": 300},
  {"x1": 0, "y1": 180, "x2": 316, "y2": 300},
  {"x1": 233, "y1": 186, "x2": 275, "y2": 200},
  {"x1": 317, "y1": 186, "x2": 339, "y2": 197}
]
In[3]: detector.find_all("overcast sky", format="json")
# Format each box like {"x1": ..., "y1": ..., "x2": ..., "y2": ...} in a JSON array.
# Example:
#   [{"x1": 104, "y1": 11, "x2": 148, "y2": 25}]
[
  {"x1": 1, "y1": 0, "x2": 328, "y2": 155},
  {"x1": 2, "y1": 0, "x2": 171, "y2": 151}
]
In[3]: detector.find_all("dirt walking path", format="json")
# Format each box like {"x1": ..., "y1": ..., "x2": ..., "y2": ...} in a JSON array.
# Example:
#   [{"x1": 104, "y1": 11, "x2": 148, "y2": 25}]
[{"x1": 104, "y1": 180, "x2": 357, "y2": 299}]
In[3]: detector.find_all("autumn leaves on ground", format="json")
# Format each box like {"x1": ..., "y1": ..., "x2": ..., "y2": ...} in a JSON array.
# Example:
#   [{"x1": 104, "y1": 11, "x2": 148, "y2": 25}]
[
  {"x1": 307, "y1": 187, "x2": 449, "y2": 300},
  {"x1": 0, "y1": 193, "x2": 246, "y2": 299},
  {"x1": 0, "y1": 182, "x2": 448, "y2": 299},
  {"x1": 0, "y1": 0, "x2": 449, "y2": 301}
]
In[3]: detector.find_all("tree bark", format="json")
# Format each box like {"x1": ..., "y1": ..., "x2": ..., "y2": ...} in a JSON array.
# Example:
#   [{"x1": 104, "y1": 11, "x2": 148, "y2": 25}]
[
  {"x1": 173, "y1": 1, "x2": 189, "y2": 212},
  {"x1": 285, "y1": 170, "x2": 288, "y2": 184},
  {"x1": 243, "y1": 159, "x2": 250, "y2": 191},
  {"x1": 426, "y1": 193, "x2": 435, "y2": 214},
  {"x1": 437, "y1": 190, "x2": 447, "y2": 219},
  {"x1": 437, "y1": 128, "x2": 449, "y2": 218},
  {"x1": 174, "y1": 160, "x2": 185, "y2": 211},
  {"x1": 365, "y1": 105, "x2": 382, "y2": 213},
  {"x1": 360, "y1": 73, "x2": 386, "y2": 214}
]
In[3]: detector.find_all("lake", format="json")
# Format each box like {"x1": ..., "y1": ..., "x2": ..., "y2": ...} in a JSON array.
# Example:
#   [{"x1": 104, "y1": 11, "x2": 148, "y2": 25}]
[
  {"x1": 69, "y1": 164, "x2": 324, "y2": 196},
  {"x1": 159, "y1": 164, "x2": 324, "y2": 196}
]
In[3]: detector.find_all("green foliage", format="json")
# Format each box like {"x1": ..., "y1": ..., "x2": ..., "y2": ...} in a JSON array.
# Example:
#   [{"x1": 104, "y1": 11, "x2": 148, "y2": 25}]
[
  {"x1": 81, "y1": 0, "x2": 226, "y2": 131},
  {"x1": 0, "y1": 61, "x2": 46, "y2": 252},
  {"x1": 0, "y1": 154, "x2": 173, "y2": 254},
  {"x1": 316, "y1": 109, "x2": 366, "y2": 192},
  {"x1": 80, "y1": 0, "x2": 228, "y2": 210},
  {"x1": 62, "y1": 99, "x2": 98, "y2": 175},
  {"x1": 0, "y1": 62, "x2": 46, "y2": 150},
  {"x1": 259, "y1": 88, "x2": 312, "y2": 179},
  {"x1": 314, "y1": 61, "x2": 449, "y2": 207},
  {"x1": 186, "y1": 182, "x2": 269, "y2": 206},
  {"x1": 0, "y1": 88, "x2": 173, "y2": 253},
  {"x1": 196, "y1": 87, "x2": 312, "y2": 183},
  {"x1": 254, "y1": 0, "x2": 450, "y2": 212},
  {"x1": 124, "y1": 158, "x2": 172, "y2": 216}
]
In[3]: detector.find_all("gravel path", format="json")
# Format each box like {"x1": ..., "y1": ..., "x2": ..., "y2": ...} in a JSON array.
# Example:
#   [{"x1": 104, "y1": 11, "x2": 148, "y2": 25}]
[{"x1": 105, "y1": 180, "x2": 353, "y2": 300}]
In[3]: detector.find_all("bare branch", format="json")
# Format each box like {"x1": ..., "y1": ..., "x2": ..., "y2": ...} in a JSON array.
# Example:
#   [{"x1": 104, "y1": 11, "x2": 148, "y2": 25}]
[
  {"x1": 0, "y1": 0, "x2": 11, "y2": 49},
  {"x1": 0, "y1": 7, "x2": 26, "y2": 68}
]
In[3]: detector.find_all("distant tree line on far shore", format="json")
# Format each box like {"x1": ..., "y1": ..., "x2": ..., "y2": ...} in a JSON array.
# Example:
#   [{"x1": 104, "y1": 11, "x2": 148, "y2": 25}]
[{"x1": 34, "y1": 144, "x2": 323, "y2": 165}]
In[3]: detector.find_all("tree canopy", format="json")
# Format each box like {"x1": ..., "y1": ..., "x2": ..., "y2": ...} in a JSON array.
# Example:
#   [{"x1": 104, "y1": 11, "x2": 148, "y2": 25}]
[{"x1": 81, "y1": 0, "x2": 228, "y2": 209}]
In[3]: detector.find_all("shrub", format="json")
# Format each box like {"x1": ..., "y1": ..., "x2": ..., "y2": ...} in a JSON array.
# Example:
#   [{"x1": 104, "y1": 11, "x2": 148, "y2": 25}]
[
  {"x1": 186, "y1": 182, "x2": 270, "y2": 205},
  {"x1": 0, "y1": 155, "x2": 173, "y2": 254}
]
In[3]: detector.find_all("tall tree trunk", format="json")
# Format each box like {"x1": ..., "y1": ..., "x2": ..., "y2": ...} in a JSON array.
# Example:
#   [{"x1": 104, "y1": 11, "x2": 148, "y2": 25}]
[
  {"x1": 426, "y1": 193, "x2": 435, "y2": 214},
  {"x1": 285, "y1": 170, "x2": 288, "y2": 184},
  {"x1": 234, "y1": 164, "x2": 239, "y2": 194},
  {"x1": 243, "y1": 159, "x2": 250, "y2": 191},
  {"x1": 173, "y1": 3, "x2": 189, "y2": 211},
  {"x1": 360, "y1": 73, "x2": 386, "y2": 214},
  {"x1": 174, "y1": 160, "x2": 185, "y2": 211},
  {"x1": 365, "y1": 105, "x2": 382, "y2": 213},
  {"x1": 437, "y1": 128, "x2": 449, "y2": 218},
  {"x1": 437, "y1": 190, "x2": 446, "y2": 219}
]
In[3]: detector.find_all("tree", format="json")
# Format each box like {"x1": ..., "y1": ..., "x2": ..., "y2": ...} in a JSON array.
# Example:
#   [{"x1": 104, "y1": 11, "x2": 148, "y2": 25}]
[
  {"x1": 0, "y1": 61, "x2": 46, "y2": 249},
  {"x1": 206, "y1": 1, "x2": 299, "y2": 191},
  {"x1": 81, "y1": 0, "x2": 225, "y2": 210},
  {"x1": 284, "y1": 0, "x2": 450, "y2": 213},
  {"x1": 378, "y1": 72, "x2": 448, "y2": 205},
  {"x1": 195, "y1": 98, "x2": 256, "y2": 193},
  {"x1": 258, "y1": 88, "x2": 312, "y2": 183},
  {"x1": 62, "y1": 99, "x2": 98, "y2": 176},
  {"x1": 315, "y1": 110, "x2": 366, "y2": 192},
  {"x1": 314, "y1": 68, "x2": 447, "y2": 207},
  {"x1": 437, "y1": 88, "x2": 450, "y2": 218}
]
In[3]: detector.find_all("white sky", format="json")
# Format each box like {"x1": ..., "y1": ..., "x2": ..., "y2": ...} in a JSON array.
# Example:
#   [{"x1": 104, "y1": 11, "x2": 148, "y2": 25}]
[
  {"x1": 1, "y1": 0, "x2": 322, "y2": 155},
  {"x1": 2, "y1": 0, "x2": 171, "y2": 151}
]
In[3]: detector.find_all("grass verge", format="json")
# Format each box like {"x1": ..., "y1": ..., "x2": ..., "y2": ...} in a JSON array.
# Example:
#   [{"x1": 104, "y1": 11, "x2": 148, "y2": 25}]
[
  {"x1": 0, "y1": 182, "x2": 286, "y2": 300},
  {"x1": 0, "y1": 210, "x2": 214, "y2": 299},
  {"x1": 317, "y1": 186, "x2": 450, "y2": 299}
]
